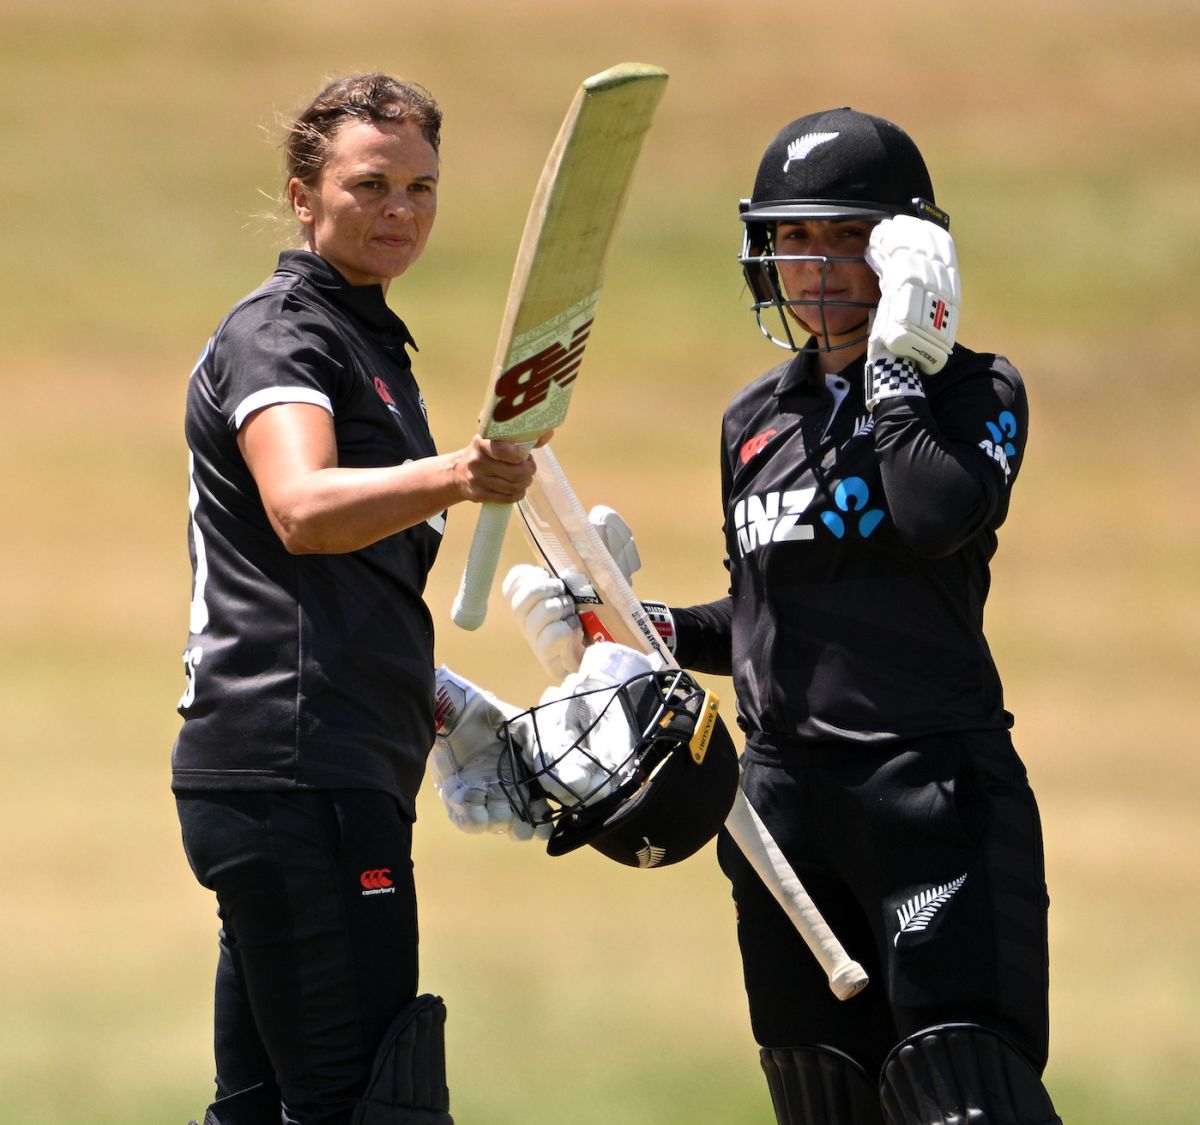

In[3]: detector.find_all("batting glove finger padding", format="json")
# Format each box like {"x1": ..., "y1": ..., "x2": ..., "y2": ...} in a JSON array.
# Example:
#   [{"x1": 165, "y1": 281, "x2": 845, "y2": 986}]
[
  {"x1": 587, "y1": 504, "x2": 642, "y2": 583},
  {"x1": 865, "y1": 215, "x2": 960, "y2": 375},
  {"x1": 503, "y1": 563, "x2": 585, "y2": 679},
  {"x1": 523, "y1": 644, "x2": 655, "y2": 808},
  {"x1": 432, "y1": 666, "x2": 546, "y2": 841}
]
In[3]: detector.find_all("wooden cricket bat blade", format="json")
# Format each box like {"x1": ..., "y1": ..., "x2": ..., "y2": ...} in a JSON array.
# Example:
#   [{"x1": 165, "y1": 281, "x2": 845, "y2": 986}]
[{"x1": 451, "y1": 62, "x2": 667, "y2": 630}]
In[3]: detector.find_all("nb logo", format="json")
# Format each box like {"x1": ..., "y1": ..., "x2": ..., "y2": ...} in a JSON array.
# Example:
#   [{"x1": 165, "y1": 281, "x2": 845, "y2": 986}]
[
  {"x1": 360, "y1": 869, "x2": 394, "y2": 890},
  {"x1": 491, "y1": 321, "x2": 592, "y2": 423}
]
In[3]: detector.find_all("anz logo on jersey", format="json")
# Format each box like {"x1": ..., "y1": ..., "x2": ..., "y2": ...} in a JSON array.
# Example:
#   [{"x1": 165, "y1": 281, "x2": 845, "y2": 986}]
[{"x1": 732, "y1": 478, "x2": 886, "y2": 557}]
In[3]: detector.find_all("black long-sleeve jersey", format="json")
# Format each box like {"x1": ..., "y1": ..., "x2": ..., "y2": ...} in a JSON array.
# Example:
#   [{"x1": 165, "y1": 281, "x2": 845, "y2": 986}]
[
  {"x1": 673, "y1": 343, "x2": 1027, "y2": 745},
  {"x1": 172, "y1": 251, "x2": 444, "y2": 815}
]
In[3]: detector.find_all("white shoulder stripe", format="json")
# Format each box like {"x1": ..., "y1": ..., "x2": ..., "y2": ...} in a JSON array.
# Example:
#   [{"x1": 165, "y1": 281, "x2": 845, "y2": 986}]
[{"x1": 233, "y1": 387, "x2": 334, "y2": 429}]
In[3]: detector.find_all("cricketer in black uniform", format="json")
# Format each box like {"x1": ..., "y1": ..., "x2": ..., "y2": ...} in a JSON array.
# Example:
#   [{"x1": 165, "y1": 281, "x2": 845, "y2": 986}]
[
  {"x1": 174, "y1": 249, "x2": 445, "y2": 1122},
  {"x1": 674, "y1": 341, "x2": 1046, "y2": 1055},
  {"x1": 666, "y1": 109, "x2": 1059, "y2": 1125},
  {"x1": 175, "y1": 249, "x2": 441, "y2": 805}
]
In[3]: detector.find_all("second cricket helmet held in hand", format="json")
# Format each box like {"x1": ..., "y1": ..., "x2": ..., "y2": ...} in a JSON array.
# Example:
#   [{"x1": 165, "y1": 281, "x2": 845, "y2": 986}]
[
  {"x1": 499, "y1": 662, "x2": 739, "y2": 869},
  {"x1": 739, "y1": 106, "x2": 949, "y2": 352}
]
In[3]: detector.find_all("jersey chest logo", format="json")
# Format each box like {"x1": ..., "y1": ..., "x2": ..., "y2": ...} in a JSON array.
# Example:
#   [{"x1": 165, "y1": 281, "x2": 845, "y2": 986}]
[
  {"x1": 732, "y1": 477, "x2": 885, "y2": 557},
  {"x1": 740, "y1": 428, "x2": 778, "y2": 464},
  {"x1": 373, "y1": 375, "x2": 406, "y2": 422}
]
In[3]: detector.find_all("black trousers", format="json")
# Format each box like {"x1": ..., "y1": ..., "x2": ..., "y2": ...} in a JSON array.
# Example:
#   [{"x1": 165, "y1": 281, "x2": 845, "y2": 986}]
[
  {"x1": 717, "y1": 730, "x2": 1051, "y2": 1079},
  {"x1": 176, "y1": 789, "x2": 420, "y2": 1125}
]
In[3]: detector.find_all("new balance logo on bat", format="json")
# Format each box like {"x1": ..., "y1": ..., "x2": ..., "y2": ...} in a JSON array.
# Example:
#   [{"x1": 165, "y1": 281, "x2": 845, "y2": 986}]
[{"x1": 491, "y1": 320, "x2": 593, "y2": 422}]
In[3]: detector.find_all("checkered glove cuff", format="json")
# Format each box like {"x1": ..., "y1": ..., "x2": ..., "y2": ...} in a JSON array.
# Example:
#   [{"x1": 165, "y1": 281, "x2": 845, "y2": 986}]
[{"x1": 867, "y1": 355, "x2": 925, "y2": 413}]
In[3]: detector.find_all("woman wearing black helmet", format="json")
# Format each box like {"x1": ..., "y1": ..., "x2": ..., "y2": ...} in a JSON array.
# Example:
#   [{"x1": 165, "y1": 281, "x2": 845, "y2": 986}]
[
  {"x1": 678, "y1": 107, "x2": 1058, "y2": 1125},
  {"x1": 512, "y1": 107, "x2": 1059, "y2": 1125}
]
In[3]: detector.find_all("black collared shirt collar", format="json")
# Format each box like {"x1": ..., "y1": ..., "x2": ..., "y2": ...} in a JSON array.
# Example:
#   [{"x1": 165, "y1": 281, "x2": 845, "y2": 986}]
[
  {"x1": 774, "y1": 338, "x2": 865, "y2": 398},
  {"x1": 275, "y1": 249, "x2": 418, "y2": 351}
]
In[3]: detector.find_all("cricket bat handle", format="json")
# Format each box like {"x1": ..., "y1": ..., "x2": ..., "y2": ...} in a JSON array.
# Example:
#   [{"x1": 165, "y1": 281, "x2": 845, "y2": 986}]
[
  {"x1": 451, "y1": 502, "x2": 512, "y2": 630},
  {"x1": 725, "y1": 788, "x2": 869, "y2": 1001}
]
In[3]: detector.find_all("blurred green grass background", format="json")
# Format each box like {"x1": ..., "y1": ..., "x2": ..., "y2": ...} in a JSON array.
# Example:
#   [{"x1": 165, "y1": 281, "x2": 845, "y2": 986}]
[{"x1": 2, "y1": 0, "x2": 1198, "y2": 1121}]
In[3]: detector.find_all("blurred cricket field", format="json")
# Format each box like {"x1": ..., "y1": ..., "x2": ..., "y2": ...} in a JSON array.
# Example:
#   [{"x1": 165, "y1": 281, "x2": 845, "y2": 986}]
[{"x1": 2, "y1": 0, "x2": 1198, "y2": 1120}]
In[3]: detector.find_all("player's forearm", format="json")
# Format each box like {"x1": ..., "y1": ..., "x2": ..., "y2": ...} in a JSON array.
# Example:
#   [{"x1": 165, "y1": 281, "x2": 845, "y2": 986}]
[
  {"x1": 264, "y1": 456, "x2": 464, "y2": 554},
  {"x1": 671, "y1": 598, "x2": 734, "y2": 675}
]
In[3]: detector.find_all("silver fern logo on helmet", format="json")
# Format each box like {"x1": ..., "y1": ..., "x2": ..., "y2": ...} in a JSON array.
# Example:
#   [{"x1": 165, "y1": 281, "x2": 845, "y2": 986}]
[{"x1": 783, "y1": 131, "x2": 839, "y2": 172}]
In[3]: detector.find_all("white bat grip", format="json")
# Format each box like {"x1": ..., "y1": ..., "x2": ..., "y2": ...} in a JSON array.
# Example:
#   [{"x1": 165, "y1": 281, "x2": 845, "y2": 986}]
[
  {"x1": 725, "y1": 788, "x2": 869, "y2": 1000},
  {"x1": 451, "y1": 503, "x2": 513, "y2": 630}
]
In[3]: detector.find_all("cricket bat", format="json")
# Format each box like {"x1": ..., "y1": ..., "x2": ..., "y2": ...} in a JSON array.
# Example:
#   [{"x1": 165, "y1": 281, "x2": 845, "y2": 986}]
[
  {"x1": 517, "y1": 446, "x2": 870, "y2": 1001},
  {"x1": 450, "y1": 62, "x2": 668, "y2": 631}
]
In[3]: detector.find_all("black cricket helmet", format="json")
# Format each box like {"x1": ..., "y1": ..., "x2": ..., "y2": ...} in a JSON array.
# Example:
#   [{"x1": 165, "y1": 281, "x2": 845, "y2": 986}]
[
  {"x1": 499, "y1": 666, "x2": 739, "y2": 868},
  {"x1": 739, "y1": 107, "x2": 948, "y2": 352}
]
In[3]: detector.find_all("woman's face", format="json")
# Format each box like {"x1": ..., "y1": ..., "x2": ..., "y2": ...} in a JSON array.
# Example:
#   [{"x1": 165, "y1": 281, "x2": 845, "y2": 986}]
[
  {"x1": 773, "y1": 219, "x2": 880, "y2": 349},
  {"x1": 289, "y1": 119, "x2": 439, "y2": 290}
]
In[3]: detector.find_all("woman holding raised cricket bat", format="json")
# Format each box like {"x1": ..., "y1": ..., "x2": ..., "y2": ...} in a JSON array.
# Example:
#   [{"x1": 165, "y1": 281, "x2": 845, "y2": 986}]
[
  {"x1": 171, "y1": 74, "x2": 543, "y2": 1124},
  {"x1": 510, "y1": 108, "x2": 1060, "y2": 1124}
]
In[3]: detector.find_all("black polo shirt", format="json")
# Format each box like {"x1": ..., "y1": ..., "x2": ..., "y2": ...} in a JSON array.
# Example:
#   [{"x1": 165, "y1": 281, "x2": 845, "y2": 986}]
[
  {"x1": 674, "y1": 342, "x2": 1027, "y2": 745},
  {"x1": 173, "y1": 251, "x2": 443, "y2": 814}
]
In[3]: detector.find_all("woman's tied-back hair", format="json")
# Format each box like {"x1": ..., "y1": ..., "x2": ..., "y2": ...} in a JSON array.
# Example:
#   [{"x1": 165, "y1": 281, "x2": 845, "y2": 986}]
[{"x1": 285, "y1": 74, "x2": 442, "y2": 187}]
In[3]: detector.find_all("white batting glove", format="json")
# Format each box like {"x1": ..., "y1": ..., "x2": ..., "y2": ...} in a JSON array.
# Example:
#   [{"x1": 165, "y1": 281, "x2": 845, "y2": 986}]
[
  {"x1": 864, "y1": 216, "x2": 960, "y2": 409},
  {"x1": 584, "y1": 509, "x2": 678, "y2": 652},
  {"x1": 525, "y1": 644, "x2": 654, "y2": 807},
  {"x1": 588, "y1": 505, "x2": 641, "y2": 583},
  {"x1": 430, "y1": 666, "x2": 549, "y2": 841},
  {"x1": 501, "y1": 506, "x2": 637, "y2": 679},
  {"x1": 505, "y1": 507, "x2": 656, "y2": 677},
  {"x1": 504, "y1": 564, "x2": 585, "y2": 680},
  {"x1": 504, "y1": 563, "x2": 675, "y2": 675}
]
